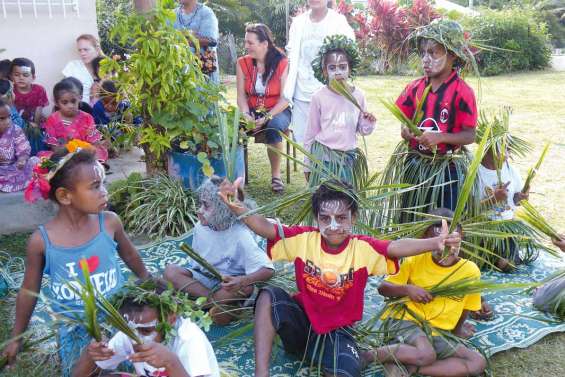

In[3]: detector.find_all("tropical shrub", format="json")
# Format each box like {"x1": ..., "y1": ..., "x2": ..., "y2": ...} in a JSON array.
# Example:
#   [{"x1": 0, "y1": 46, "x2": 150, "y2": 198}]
[
  {"x1": 107, "y1": 172, "x2": 144, "y2": 222},
  {"x1": 466, "y1": 7, "x2": 551, "y2": 75}
]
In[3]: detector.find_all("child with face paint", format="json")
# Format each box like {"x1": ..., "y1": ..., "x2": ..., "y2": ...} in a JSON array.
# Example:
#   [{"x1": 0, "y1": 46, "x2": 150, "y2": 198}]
[
  {"x1": 72, "y1": 279, "x2": 220, "y2": 377},
  {"x1": 164, "y1": 176, "x2": 274, "y2": 325},
  {"x1": 373, "y1": 208, "x2": 487, "y2": 377},
  {"x1": 2, "y1": 144, "x2": 149, "y2": 376},
  {"x1": 386, "y1": 19, "x2": 479, "y2": 222},
  {"x1": 304, "y1": 35, "x2": 376, "y2": 182},
  {"x1": 218, "y1": 178, "x2": 463, "y2": 377}
]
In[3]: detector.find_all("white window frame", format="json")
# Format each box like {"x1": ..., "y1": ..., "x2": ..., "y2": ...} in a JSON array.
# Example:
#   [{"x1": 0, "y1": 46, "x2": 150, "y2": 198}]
[{"x1": 1, "y1": 0, "x2": 80, "y2": 19}]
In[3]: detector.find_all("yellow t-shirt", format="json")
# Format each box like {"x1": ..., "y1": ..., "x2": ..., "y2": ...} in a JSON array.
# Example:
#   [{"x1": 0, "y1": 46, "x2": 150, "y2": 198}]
[{"x1": 384, "y1": 253, "x2": 481, "y2": 331}]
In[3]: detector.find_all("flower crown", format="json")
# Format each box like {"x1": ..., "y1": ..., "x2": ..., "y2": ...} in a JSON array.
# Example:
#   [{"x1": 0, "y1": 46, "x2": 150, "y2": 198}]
[{"x1": 24, "y1": 140, "x2": 94, "y2": 203}]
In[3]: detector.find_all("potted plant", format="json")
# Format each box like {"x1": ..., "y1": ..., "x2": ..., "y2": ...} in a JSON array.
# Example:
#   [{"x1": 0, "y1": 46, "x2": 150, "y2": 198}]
[{"x1": 102, "y1": 0, "x2": 241, "y2": 184}]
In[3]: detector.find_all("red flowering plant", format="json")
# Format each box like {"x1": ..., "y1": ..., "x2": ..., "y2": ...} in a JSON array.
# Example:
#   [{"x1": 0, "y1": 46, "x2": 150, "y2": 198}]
[{"x1": 24, "y1": 157, "x2": 55, "y2": 203}]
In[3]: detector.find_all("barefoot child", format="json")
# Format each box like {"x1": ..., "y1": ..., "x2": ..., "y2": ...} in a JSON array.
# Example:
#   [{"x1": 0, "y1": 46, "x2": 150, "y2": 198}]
[
  {"x1": 164, "y1": 176, "x2": 274, "y2": 325},
  {"x1": 304, "y1": 35, "x2": 376, "y2": 183},
  {"x1": 219, "y1": 178, "x2": 463, "y2": 377},
  {"x1": 0, "y1": 98, "x2": 38, "y2": 192},
  {"x1": 10, "y1": 57, "x2": 49, "y2": 155},
  {"x1": 44, "y1": 79, "x2": 108, "y2": 161},
  {"x1": 373, "y1": 208, "x2": 487, "y2": 377},
  {"x1": 72, "y1": 279, "x2": 220, "y2": 377},
  {"x1": 1, "y1": 144, "x2": 149, "y2": 376}
]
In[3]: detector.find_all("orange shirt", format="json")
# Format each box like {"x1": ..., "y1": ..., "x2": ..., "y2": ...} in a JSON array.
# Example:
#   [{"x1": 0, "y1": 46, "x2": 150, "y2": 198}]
[{"x1": 238, "y1": 55, "x2": 288, "y2": 111}]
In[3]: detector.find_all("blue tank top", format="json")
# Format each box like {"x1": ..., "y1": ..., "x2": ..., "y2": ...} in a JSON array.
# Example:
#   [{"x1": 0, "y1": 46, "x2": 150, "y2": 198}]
[{"x1": 39, "y1": 213, "x2": 124, "y2": 317}]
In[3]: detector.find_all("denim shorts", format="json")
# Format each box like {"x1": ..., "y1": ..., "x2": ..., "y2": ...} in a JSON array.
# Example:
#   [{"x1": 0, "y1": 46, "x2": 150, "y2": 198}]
[
  {"x1": 58, "y1": 324, "x2": 91, "y2": 377},
  {"x1": 252, "y1": 107, "x2": 292, "y2": 144},
  {"x1": 257, "y1": 286, "x2": 362, "y2": 377}
]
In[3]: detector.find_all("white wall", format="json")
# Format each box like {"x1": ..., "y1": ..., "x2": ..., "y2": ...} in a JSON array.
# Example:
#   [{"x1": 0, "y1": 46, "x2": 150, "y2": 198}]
[{"x1": 0, "y1": 1, "x2": 98, "y2": 105}]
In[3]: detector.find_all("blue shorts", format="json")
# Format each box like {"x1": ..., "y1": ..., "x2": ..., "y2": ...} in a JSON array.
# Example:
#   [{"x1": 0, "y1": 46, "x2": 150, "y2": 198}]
[
  {"x1": 257, "y1": 286, "x2": 362, "y2": 377},
  {"x1": 58, "y1": 324, "x2": 91, "y2": 377},
  {"x1": 252, "y1": 107, "x2": 292, "y2": 144}
]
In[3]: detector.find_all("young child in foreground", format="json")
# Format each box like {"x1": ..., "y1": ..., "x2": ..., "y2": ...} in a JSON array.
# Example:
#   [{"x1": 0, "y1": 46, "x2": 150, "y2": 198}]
[
  {"x1": 164, "y1": 176, "x2": 274, "y2": 325},
  {"x1": 1, "y1": 145, "x2": 149, "y2": 376},
  {"x1": 304, "y1": 35, "x2": 376, "y2": 182},
  {"x1": 370, "y1": 208, "x2": 486, "y2": 377},
  {"x1": 219, "y1": 178, "x2": 462, "y2": 377},
  {"x1": 72, "y1": 279, "x2": 220, "y2": 377}
]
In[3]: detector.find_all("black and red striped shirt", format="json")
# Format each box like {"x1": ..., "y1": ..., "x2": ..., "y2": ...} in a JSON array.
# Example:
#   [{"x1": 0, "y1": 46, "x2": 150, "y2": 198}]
[{"x1": 395, "y1": 70, "x2": 477, "y2": 154}]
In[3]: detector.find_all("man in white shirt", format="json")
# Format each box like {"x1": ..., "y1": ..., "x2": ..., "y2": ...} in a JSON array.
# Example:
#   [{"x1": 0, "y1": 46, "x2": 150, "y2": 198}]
[{"x1": 284, "y1": 0, "x2": 355, "y2": 144}]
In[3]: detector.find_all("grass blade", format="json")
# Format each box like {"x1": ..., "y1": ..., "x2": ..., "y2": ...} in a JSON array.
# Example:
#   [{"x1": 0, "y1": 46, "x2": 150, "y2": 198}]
[{"x1": 522, "y1": 142, "x2": 550, "y2": 194}]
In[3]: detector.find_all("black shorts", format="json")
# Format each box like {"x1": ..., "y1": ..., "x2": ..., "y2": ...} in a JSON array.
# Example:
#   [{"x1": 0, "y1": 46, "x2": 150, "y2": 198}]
[{"x1": 258, "y1": 286, "x2": 362, "y2": 377}]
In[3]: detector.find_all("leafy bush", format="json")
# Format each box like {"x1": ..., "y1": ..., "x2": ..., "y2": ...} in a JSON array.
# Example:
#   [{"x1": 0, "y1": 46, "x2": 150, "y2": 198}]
[
  {"x1": 96, "y1": 0, "x2": 132, "y2": 56},
  {"x1": 466, "y1": 7, "x2": 551, "y2": 75},
  {"x1": 125, "y1": 175, "x2": 198, "y2": 239},
  {"x1": 108, "y1": 172, "x2": 144, "y2": 220}
]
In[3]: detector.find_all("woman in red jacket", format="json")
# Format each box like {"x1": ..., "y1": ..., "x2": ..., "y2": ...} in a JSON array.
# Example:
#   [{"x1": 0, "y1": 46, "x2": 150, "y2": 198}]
[{"x1": 236, "y1": 24, "x2": 291, "y2": 193}]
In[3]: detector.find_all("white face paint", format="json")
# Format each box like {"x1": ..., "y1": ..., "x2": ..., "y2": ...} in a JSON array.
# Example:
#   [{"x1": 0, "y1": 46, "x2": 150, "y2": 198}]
[
  {"x1": 317, "y1": 200, "x2": 352, "y2": 238},
  {"x1": 420, "y1": 40, "x2": 449, "y2": 78},
  {"x1": 325, "y1": 52, "x2": 350, "y2": 81},
  {"x1": 127, "y1": 317, "x2": 159, "y2": 343},
  {"x1": 197, "y1": 198, "x2": 214, "y2": 225}
]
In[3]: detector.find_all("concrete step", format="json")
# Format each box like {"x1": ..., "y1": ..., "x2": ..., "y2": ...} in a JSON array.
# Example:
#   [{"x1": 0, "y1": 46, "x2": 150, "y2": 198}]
[{"x1": 0, "y1": 148, "x2": 146, "y2": 235}]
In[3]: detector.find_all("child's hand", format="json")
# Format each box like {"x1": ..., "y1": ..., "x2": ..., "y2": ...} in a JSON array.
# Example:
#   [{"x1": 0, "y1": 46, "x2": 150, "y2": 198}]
[
  {"x1": 2, "y1": 339, "x2": 22, "y2": 368},
  {"x1": 416, "y1": 131, "x2": 443, "y2": 149},
  {"x1": 493, "y1": 182, "x2": 510, "y2": 202},
  {"x1": 400, "y1": 125, "x2": 416, "y2": 141},
  {"x1": 218, "y1": 177, "x2": 247, "y2": 215},
  {"x1": 434, "y1": 219, "x2": 461, "y2": 254},
  {"x1": 130, "y1": 342, "x2": 178, "y2": 369},
  {"x1": 86, "y1": 341, "x2": 114, "y2": 361},
  {"x1": 362, "y1": 112, "x2": 376, "y2": 123},
  {"x1": 552, "y1": 234, "x2": 565, "y2": 252},
  {"x1": 406, "y1": 285, "x2": 432, "y2": 304},
  {"x1": 514, "y1": 190, "x2": 529, "y2": 204},
  {"x1": 221, "y1": 275, "x2": 248, "y2": 294}
]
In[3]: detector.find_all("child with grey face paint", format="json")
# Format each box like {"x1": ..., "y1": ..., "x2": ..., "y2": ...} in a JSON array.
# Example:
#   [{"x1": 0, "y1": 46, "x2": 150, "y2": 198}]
[
  {"x1": 218, "y1": 178, "x2": 463, "y2": 377},
  {"x1": 303, "y1": 35, "x2": 376, "y2": 182},
  {"x1": 164, "y1": 176, "x2": 274, "y2": 326},
  {"x1": 373, "y1": 208, "x2": 487, "y2": 377}
]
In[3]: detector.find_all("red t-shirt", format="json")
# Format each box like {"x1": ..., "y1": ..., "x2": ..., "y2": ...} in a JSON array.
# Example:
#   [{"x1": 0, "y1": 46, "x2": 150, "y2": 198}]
[
  {"x1": 267, "y1": 225, "x2": 398, "y2": 334},
  {"x1": 395, "y1": 71, "x2": 477, "y2": 154},
  {"x1": 13, "y1": 84, "x2": 49, "y2": 123},
  {"x1": 238, "y1": 55, "x2": 288, "y2": 111}
]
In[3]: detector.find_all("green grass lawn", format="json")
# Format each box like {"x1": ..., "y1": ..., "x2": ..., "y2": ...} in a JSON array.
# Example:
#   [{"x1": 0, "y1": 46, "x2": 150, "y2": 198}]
[{"x1": 1, "y1": 71, "x2": 564, "y2": 376}]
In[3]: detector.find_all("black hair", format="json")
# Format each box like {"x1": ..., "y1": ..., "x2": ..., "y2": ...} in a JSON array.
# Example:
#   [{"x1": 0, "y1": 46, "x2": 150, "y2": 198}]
[
  {"x1": 61, "y1": 76, "x2": 84, "y2": 95},
  {"x1": 48, "y1": 148, "x2": 97, "y2": 202},
  {"x1": 100, "y1": 80, "x2": 117, "y2": 98},
  {"x1": 0, "y1": 97, "x2": 10, "y2": 111},
  {"x1": 312, "y1": 180, "x2": 359, "y2": 217},
  {"x1": 0, "y1": 60, "x2": 11, "y2": 79},
  {"x1": 53, "y1": 78, "x2": 81, "y2": 102},
  {"x1": 10, "y1": 57, "x2": 35, "y2": 76},
  {"x1": 426, "y1": 208, "x2": 462, "y2": 234},
  {"x1": 245, "y1": 23, "x2": 286, "y2": 85},
  {"x1": 0, "y1": 79, "x2": 12, "y2": 97},
  {"x1": 115, "y1": 279, "x2": 168, "y2": 329},
  {"x1": 91, "y1": 56, "x2": 104, "y2": 81}
]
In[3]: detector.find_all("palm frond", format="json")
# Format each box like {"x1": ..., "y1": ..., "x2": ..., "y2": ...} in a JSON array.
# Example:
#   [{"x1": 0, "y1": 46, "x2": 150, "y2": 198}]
[
  {"x1": 0, "y1": 331, "x2": 56, "y2": 371},
  {"x1": 522, "y1": 142, "x2": 550, "y2": 194},
  {"x1": 67, "y1": 261, "x2": 102, "y2": 341},
  {"x1": 379, "y1": 99, "x2": 422, "y2": 136},
  {"x1": 180, "y1": 242, "x2": 224, "y2": 281},
  {"x1": 329, "y1": 79, "x2": 363, "y2": 111},
  {"x1": 516, "y1": 200, "x2": 560, "y2": 240}
]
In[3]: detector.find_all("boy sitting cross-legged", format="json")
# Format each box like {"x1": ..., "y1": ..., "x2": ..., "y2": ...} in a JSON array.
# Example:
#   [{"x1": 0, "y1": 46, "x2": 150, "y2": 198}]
[
  {"x1": 370, "y1": 208, "x2": 487, "y2": 377},
  {"x1": 219, "y1": 179, "x2": 463, "y2": 377}
]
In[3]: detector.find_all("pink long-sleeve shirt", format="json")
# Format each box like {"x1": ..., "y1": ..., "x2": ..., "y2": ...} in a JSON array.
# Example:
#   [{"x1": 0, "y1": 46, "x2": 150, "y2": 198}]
[{"x1": 304, "y1": 86, "x2": 375, "y2": 155}]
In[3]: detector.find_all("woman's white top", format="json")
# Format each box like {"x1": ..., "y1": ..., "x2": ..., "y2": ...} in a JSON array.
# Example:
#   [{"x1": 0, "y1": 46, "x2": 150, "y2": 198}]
[{"x1": 62, "y1": 59, "x2": 93, "y2": 103}]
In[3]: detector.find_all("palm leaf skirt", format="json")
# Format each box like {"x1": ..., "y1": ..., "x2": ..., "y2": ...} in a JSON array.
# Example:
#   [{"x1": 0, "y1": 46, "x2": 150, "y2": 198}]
[{"x1": 378, "y1": 142, "x2": 481, "y2": 226}]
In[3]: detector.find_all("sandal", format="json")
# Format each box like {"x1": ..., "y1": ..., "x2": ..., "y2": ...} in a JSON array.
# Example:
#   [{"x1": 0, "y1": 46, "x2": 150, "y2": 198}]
[
  {"x1": 271, "y1": 177, "x2": 284, "y2": 193},
  {"x1": 470, "y1": 302, "x2": 495, "y2": 321}
]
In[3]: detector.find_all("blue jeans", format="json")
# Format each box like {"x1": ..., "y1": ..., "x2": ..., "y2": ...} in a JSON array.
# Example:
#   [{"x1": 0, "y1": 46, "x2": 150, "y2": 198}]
[{"x1": 254, "y1": 107, "x2": 292, "y2": 144}]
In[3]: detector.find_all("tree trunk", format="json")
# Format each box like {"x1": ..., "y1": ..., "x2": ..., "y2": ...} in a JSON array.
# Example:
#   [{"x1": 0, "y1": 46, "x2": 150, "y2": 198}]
[
  {"x1": 142, "y1": 144, "x2": 168, "y2": 176},
  {"x1": 134, "y1": 0, "x2": 156, "y2": 14}
]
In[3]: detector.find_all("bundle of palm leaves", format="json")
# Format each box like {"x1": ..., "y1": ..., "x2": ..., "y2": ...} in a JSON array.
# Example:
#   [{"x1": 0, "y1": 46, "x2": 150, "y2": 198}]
[
  {"x1": 0, "y1": 331, "x2": 56, "y2": 371},
  {"x1": 516, "y1": 200, "x2": 561, "y2": 240},
  {"x1": 522, "y1": 143, "x2": 550, "y2": 194},
  {"x1": 379, "y1": 84, "x2": 432, "y2": 137},
  {"x1": 329, "y1": 79, "x2": 363, "y2": 111}
]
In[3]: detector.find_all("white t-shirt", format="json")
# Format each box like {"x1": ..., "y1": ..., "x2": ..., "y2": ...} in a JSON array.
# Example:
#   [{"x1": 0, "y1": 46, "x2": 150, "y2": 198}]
[
  {"x1": 62, "y1": 59, "x2": 94, "y2": 103},
  {"x1": 294, "y1": 16, "x2": 333, "y2": 101},
  {"x1": 191, "y1": 222, "x2": 274, "y2": 278},
  {"x1": 478, "y1": 163, "x2": 523, "y2": 220},
  {"x1": 96, "y1": 317, "x2": 220, "y2": 377}
]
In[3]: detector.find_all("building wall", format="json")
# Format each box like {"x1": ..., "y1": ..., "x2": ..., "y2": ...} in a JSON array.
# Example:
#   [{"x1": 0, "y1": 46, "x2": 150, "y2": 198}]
[{"x1": 0, "y1": 1, "x2": 98, "y2": 105}]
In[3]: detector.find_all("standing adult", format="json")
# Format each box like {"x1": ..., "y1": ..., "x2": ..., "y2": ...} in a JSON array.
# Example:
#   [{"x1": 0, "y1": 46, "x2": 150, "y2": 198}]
[
  {"x1": 174, "y1": 0, "x2": 220, "y2": 83},
  {"x1": 236, "y1": 24, "x2": 290, "y2": 193},
  {"x1": 62, "y1": 34, "x2": 103, "y2": 104},
  {"x1": 284, "y1": 0, "x2": 354, "y2": 144}
]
